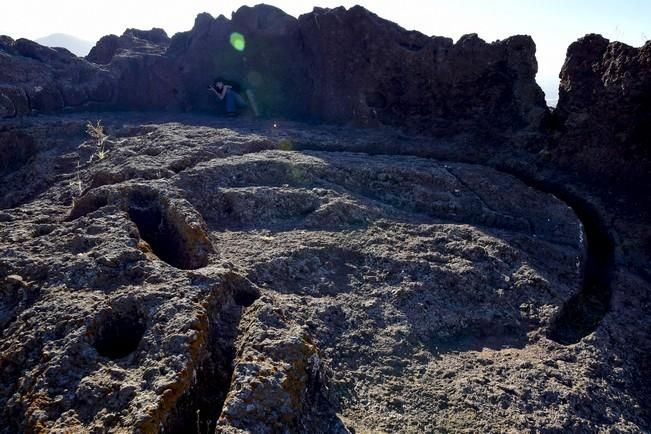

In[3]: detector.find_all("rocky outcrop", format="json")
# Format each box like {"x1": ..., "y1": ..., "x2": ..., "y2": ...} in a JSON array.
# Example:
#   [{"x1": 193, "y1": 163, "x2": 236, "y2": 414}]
[
  {"x1": 296, "y1": 6, "x2": 547, "y2": 133},
  {"x1": 86, "y1": 28, "x2": 170, "y2": 65},
  {"x1": 85, "y1": 28, "x2": 178, "y2": 111},
  {"x1": 555, "y1": 34, "x2": 651, "y2": 160},
  {"x1": 162, "y1": 5, "x2": 548, "y2": 133},
  {"x1": 2, "y1": 5, "x2": 549, "y2": 137},
  {"x1": 164, "y1": 6, "x2": 307, "y2": 115},
  {"x1": 0, "y1": 37, "x2": 114, "y2": 116},
  {"x1": 4, "y1": 5, "x2": 651, "y2": 148}
]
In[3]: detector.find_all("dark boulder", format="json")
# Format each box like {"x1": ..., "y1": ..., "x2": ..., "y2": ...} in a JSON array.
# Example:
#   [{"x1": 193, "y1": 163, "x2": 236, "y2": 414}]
[
  {"x1": 86, "y1": 28, "x2": 170, "y2": 64},
  {"x1": 85, "y1": 34, "x2": 120, "y2": 65},
  {"x1": 0, "y1": 36, "x2": 115, "y2": 116},
  {"x1": 296, "y1": 6, "x2": 547, "y2": 134},
  {"x1": 555, "y1": 34, "x2": 651, "y2": 160}
]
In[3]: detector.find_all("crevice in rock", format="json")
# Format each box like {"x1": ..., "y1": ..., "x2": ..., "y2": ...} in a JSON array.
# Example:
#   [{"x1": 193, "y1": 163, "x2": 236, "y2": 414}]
[
  {"x1": 92, "y1": 304, "x2": 146, "y2": 359},
  {"x1": 545, "y1": 196, "x2": 613, "y2": 344},
  {"x1": 165, "y1": 342, "x2": 234, "y2": 434},
  {"x1": 164, "y1": 281, "x2": 256, "y2": 434},
  {"x1": 128, "y1": 194, "x2": 208, "y2": 270},
  {"x1": 398, "y1": 41, "x2": 425, "y2": 52}
]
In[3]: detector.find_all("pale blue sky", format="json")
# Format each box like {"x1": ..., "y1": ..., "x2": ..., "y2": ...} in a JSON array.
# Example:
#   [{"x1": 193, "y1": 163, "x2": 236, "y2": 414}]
[{"x1": 1, "y1": 1, "x2": 649, "y2": 104}]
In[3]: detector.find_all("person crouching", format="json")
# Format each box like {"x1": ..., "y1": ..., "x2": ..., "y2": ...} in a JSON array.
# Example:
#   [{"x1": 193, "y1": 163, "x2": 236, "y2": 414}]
[{"x1": 208, "y1": 78, "x2": 247, "y2": 116}]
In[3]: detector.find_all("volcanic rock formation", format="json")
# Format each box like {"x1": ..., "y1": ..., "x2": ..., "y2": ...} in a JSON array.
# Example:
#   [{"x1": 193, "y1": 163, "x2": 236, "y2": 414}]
[
  {"x1": 1, "y1": 4, "x2": 549, "y2": 136},
  {"x1": 554, "y1": 34, "x2": 651, "y2": 170},
  {"x1": 0, "y1": 37, "x2": 114, "y2": 116},
  {"x1": 0, "y1": 112, "x2": 648, "y2": 432},
  {"x1": 0, "y1": 3, "x2": 650, "y2": 433}
]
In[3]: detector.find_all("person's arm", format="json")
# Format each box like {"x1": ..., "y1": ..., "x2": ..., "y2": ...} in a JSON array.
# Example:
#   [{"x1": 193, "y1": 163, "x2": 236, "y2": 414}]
[
  {"x1": 208, "y1": 84, "x2": 232, "y2": 100},
  {"x1": 220, "y1": 85, "x2": 232, "y2": 99}
]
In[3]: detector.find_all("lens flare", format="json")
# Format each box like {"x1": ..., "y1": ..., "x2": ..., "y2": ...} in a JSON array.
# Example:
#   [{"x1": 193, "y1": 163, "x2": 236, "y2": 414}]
[{"x1": 229, "y1": 32, "x2": 246, "y2": 52}]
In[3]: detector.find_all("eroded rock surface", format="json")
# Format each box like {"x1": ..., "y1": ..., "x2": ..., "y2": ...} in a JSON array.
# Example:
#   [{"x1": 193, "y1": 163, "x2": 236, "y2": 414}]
[
  {"x1": 1, "y1": 4, "x2": 549, "y2": 137},
  {"x1": 0, "y1": 37, "x2": 114, "y2": 116},
  {"x1": 87, "y1": 28, "x2": 170, "y2": 65},
  {"x1": 1, "y1": 114, "x2": 648, "y2": 433},
  {"x1": 555, "y1": 34, "x2": 651, "y2": 161}
]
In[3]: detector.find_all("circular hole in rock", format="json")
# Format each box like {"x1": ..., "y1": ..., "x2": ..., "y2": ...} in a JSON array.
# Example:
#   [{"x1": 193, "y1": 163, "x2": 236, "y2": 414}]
[
  {"x1": 224, "y1": 277, "x2": 261, "y2": 307},
  {"x1": 233, "y1": 285, "x2": 260, "y2": 307},
  {"x1": 93, "y1": 308, "x2": 146, "y2": 359}
]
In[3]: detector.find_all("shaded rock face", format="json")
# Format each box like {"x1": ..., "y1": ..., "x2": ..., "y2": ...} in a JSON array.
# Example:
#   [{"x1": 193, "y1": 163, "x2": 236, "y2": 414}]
[
  {"x1": 163, "y1": 5, "x2": 548, "y2": 133},
  {"x1": 85, "y1": 28, "x2": 178, "y2": 111},
  {"x1": 0, "y1": 114, "x2": 648, "y2": 433},
  {"x1": 0, "y1": 37, "x2": 114, "y2": 115},
  {"x1": 555, "y1": 34, "x2": 651, "y2": 160},
  {"x1": 1, "y1": 4, "x2": 549, "y2": 136},
  {"x1": 165, "y1": 6, "x2": 309, "y2": 116},
  {"x1": 296, "y1": 7, "x2": 547, "y2": 133}
]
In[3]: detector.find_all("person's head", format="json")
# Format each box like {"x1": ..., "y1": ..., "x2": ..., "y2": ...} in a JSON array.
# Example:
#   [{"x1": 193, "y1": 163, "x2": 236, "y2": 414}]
[{"x1": 213, "y1": 77, "x2": 224, "y2": 89}]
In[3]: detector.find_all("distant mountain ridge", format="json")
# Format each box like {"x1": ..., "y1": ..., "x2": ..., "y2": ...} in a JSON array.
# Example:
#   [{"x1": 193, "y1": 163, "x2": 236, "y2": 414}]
[{"x1": 35, "y1": 33, "x2": 93, "y2": 57}]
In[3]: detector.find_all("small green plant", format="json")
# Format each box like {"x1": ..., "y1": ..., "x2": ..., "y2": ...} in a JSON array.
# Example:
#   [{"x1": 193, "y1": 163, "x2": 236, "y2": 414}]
[
  {"x1": 70, "y1": 120, "x2": 111, "y2": 199},
  {"x1": 86, "y1": 120, "x2": 109, "y2": 162}
]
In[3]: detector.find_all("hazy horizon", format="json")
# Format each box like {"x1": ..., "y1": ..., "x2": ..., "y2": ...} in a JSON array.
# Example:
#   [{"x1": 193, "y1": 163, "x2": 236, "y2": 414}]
[{"x1": 2, "y1": 1, "x2": 650, "y2": 106}]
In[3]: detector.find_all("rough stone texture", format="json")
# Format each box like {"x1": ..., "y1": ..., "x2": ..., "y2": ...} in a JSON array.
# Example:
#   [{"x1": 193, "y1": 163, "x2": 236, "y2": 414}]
[
  {"x1": 296, "y1": 7, "x2": 547, "y2": 133},
  {"x1": 0, "y1": 37, "x2": 115, "y2": 115},
  {"x1": 554, "y1": 34, "x2": 651, "y2": 162},
  {"x1": 0, "y1": 113, "x2": 648, "y2": 433},
  {"x1": 0, "y1": 5, "x2": 650, "y2": 434},
  {"x1": 2, "y1": 4, "x2": 549, "y2": 137},
  {"x1": 86, "y1": 28, "x2": 170, "y2": 66},
  {"x1": 161, "y1": 5, "x2": 548, "y2": 133}
]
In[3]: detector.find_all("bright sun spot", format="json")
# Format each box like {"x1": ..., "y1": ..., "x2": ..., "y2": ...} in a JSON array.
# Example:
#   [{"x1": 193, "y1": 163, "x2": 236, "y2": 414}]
[{"x1": 229, "y1": 32, "x2": 246, "y2": 52}]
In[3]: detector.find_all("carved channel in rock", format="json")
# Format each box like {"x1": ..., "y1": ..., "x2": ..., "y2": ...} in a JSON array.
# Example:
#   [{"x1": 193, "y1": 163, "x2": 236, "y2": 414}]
[
  {"x1": 545, "y1": 192, "x2": 614, "y2": 344},
  {"x1": 166, "y1": 343, "x2": 234, "y2": 434},
  {"x1": 498, "y1": 168, "x2": 614, "y2": 345},
  {"x1": 93, "y1": 305, "x2": 146, "y2": 359},
  {"x1": 164, "y1": 279, "x2": 259, "y2": 433},
  {"x1": 128, "y1": 194, "x2": 210, "y2": 270}
]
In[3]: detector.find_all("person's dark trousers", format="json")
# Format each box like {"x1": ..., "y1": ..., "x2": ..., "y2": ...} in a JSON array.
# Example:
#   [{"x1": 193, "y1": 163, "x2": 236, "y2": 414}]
[{"x1": 225, "y1": 89, "x2": 247, "y2": 114}]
